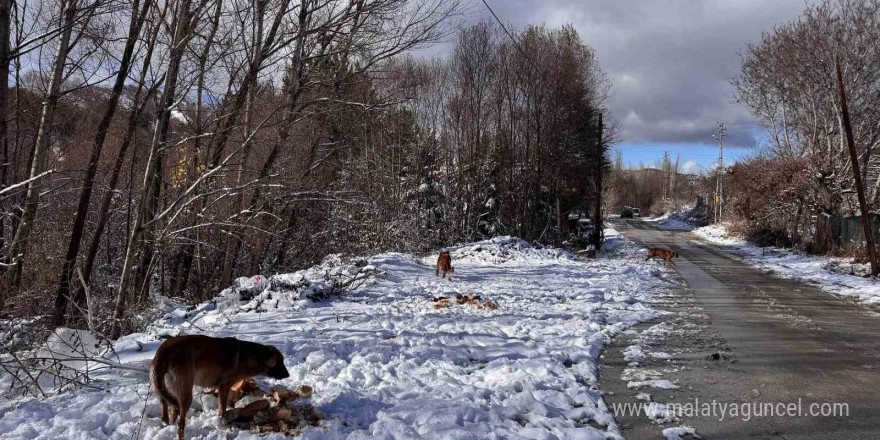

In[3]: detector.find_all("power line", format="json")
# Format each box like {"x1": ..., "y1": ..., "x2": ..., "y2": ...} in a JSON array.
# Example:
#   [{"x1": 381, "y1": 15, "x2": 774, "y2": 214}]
[{"x1": 480, "y1": 0, "x2": 543, "y2": 77}]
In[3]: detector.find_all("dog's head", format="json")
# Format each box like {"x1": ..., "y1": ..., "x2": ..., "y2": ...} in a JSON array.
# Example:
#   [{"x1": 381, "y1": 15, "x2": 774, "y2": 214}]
[{"x1": 263, "y1": 345, "x2": 290, "y2": 379}]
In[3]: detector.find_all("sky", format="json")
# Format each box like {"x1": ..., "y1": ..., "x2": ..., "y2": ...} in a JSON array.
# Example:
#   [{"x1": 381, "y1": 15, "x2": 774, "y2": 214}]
[{"x1": 425, "y1": 0, "x2": 812, "y2": 174}]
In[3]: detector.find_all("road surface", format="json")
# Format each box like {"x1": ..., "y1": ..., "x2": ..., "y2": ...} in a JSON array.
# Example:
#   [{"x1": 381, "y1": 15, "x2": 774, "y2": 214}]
[{"x1": 601, "y1": 218, "x2": 880, "y2": 439}]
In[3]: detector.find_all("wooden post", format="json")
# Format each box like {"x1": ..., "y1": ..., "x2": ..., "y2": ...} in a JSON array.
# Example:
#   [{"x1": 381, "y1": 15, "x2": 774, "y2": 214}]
[
  {"x1": 836, "y1": 55, "x2": 879, "y2": 276},
  {"x1": 592, "y1": 112, "x2": 604, "y2": 251}
]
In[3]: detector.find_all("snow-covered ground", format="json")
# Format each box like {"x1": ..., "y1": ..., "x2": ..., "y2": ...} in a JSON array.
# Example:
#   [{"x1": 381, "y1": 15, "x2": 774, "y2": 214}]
[{"x1": 0, "y1": 231, "x2": 674, "y2": 440}]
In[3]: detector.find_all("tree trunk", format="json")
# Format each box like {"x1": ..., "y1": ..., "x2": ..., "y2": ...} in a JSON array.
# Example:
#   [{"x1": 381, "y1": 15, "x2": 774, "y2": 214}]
[
  {"x1": 112, "y1": 0, "x2": 193, "y2": 338},
  {"x1": 221, "y1": 0, "x2": 265, "y2": 286},
  {"x1": 592, "y1": 112, "x2": 604, "y2": 250},
  {"x1": 0, "y1": 0, "x2": 11, "y2": 267},
  {"x1": 174, "y1": 0, "x2": 221, "y2": 294},
  {"x1": 4, "y1": 0, "x2": 78, "y2": 303},
  {"x1": 52, "y1": 0, "x2": 152, "y2": 326},
  {"x1": 72, "y1": 2, "x2": 166, "y2": 318}
]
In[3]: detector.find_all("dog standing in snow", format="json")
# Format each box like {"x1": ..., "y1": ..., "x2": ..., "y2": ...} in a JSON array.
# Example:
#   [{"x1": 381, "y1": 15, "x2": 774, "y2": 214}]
[
  {"x1": 150, "y1": 335, "x2": 290, "y2": 440},
  {"x1": 436, "y1": 251, "x2": 455, "y2": 278},
  {"x1": 646, "y1": 247, "x2": 678, "y2": 265}
]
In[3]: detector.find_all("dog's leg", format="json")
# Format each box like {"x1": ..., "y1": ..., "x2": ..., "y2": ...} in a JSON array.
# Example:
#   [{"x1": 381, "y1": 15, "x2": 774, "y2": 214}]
[
  {"x1": 217, "y1": 385, "x2": 230, "y2": 421},
  {"x1": 177, "y1": 393, "x2": 192, "y2": 440},
  {"x1": 160, "y1": 398, "x2": 169, "y2": 425}
]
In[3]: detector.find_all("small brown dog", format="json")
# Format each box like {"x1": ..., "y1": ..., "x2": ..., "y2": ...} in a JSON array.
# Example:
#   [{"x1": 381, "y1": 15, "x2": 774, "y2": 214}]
[
  {"x1": 436, "y1": 251, "x2": 454, "y2": 278},
  {"x1": 646, "y1": 247, "x2": 679, "y2": 265},
  {"x1": 150, "y1": 335, "x2": 290, "y2": 440}
]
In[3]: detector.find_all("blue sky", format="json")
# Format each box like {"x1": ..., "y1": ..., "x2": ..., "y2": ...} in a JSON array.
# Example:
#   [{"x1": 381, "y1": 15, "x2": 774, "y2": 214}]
[{"x1": 615, "y1": 143, "x2": 754, "y2": 175}]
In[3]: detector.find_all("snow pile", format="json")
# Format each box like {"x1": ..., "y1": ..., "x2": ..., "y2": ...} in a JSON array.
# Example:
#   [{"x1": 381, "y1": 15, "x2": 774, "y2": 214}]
[
  {"x1": 695, "y1": 224, "x2": 880, "y2": 304},
  {"x1": 144, "y1": 256, "x2": 380, "y2": 339},
  {"x1": 663, "y1": 425, "x2": 699, "y2": 440},
  {"x1": 35, "y1": 328, "x2": 110, "y2": 372},
  {"x1": 646, "y1": 211, "x2": 696, "y2": 231},
  {"x1": 0, "y1": 327, "x2": 123, "y2": 400},
  {"x1": 446, "y1": 236, "x2": 572, "y2": 265},
  {"x1": 0, "y1": 230, "x2": 672, "y2": 440},
  {"x1": 693, "y1": 223, "x2": 742, "y2": 246}
]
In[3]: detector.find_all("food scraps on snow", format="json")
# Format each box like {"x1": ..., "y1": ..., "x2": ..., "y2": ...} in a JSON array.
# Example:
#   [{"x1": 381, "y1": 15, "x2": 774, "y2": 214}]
[
  {"x1": 205, "y1": 378, "x2": 320, "y2": 435},
  {"x1": 432, "y1": 294, "x2": 496, "y2": 310}
]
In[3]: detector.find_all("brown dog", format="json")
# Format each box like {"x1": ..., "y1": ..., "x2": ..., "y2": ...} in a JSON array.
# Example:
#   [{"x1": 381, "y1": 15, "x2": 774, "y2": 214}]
[
  {"x1": 436, "y1": 251, "x2": 455, "y2": 278},
  {"x1": 646, "y1": 247, "x2": 679, "y2": 265},
  {"x1": 150, "y1": 335, "x2": 290, "y2": 440}
]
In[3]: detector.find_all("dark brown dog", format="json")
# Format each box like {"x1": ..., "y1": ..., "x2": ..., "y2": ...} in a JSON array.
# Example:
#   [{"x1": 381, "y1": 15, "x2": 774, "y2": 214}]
[
  {"x1": 150, "y1": 335, "x2": 289, "y2": 440},
  {"x1": 646, "y1": 247, "x2": 679, "y2": 265},
  {"x1": 436, "y1": 251, "x2": 455, "y2": 278}
]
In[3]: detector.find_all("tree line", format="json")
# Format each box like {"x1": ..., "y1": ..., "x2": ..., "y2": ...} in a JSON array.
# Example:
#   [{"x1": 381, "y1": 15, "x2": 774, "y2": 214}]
[
  {"x1": 0, "y1": 0, "x2": 610, "y2": 337},
  {"x1": 608, "y1": 152, "x2": 707, "y2": 216},
  {"x1": 731, "y1": 0, "x2": 880, "y2": 252}
]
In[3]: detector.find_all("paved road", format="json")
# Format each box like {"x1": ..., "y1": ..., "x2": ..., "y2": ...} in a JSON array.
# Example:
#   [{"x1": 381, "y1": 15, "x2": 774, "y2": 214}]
[{"x1": 603, "y1": 219, "x2": 880, "y2": 439}]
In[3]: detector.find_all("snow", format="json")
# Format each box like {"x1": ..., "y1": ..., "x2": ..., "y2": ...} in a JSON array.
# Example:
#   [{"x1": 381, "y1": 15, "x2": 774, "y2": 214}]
[
  {"x1": 0, "y1": 232, "x2": 672, "y2": 440},
  {"x1": 662, "y1": 425, "x2": 698, "y2": 440},
  {"x1": 692, "y1": 224, "x2": 739, "y2": 246},
  {"x1": 644, "y1": 402, "x2": 675, "y2": 424},
  {"x1": 644, "y1": 212, "x2": 695, "y2": 232},
  {"x1": 170, "y1": 110, "x2": 190, "y2": 123},
  {"x1": 694, "y1": 224, "x2": 880, "y2": 304},
  {"x1": 626, "y1": 379, "x2": 679, "y2": 390}
]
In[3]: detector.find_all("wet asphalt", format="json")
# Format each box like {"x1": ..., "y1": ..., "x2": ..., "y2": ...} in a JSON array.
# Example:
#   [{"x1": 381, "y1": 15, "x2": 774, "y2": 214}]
[{"x1": 599, "y1": 219, "x2": 880, "y2": 440}]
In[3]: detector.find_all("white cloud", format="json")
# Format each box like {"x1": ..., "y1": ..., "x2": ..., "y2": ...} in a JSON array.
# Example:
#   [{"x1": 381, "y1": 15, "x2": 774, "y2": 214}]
[{"x1": 681, "y1": 160, "x2": 702, "y2": 175}]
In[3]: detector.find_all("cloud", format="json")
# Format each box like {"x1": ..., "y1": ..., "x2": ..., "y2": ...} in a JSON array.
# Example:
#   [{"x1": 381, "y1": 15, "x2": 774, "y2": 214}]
[
  {"x1": 434, "y1": 0, "x2": 812, "y2": 149},
  {"x1": 681, "y1": 160, "x2": 702, "y2": 175}
]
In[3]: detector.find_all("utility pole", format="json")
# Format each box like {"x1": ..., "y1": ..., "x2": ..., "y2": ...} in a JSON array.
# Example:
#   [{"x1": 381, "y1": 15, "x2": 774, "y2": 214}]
[
  {"x1": 713, "y1": 122, "x2": 726, "y2": 223},
  {"x1": 836, "y1": 56, "x2": 879, "y2": 276},
  {"x1": 592, "y1": 111, "x2": 604, "y2": 251},
  {"x1": 662, "y1": 151, "x2": 669, "y2": 203}
]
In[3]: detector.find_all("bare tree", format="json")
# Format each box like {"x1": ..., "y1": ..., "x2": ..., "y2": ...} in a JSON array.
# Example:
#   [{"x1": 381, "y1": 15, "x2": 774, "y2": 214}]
[
  {"x1": 51, "y1": 0, "x2": 154, "y2": 326},
  {"x1": 4, "y1": 0, "x2": 114, "y2": 303}
]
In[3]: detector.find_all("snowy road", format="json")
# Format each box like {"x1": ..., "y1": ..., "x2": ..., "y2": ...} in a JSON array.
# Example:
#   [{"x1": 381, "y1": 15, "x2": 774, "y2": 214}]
[
  {"x1": 611, "y1": 219, "x2": 880, "y2": 439},
  {"x1": 0, "y1": 235, "x2": 678, "y2": 440}
]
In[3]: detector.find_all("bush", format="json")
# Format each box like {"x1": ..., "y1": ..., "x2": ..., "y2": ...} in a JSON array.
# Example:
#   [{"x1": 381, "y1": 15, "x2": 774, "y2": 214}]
[{"x1": 746, "y1": 227, "x2": 793, "y2": 248}]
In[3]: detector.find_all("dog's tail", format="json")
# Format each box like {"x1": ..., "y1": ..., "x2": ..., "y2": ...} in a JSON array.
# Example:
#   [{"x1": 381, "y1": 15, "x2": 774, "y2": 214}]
[{"x1": 150, "y1": 355, "x2": 178, "y2": 408}]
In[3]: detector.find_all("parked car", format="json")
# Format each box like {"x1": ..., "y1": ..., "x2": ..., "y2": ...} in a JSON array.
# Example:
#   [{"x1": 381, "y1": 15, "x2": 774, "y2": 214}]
[
  {"x1": 633, "y1": 208, "x2": 641, "y2": 217},
  {"x1": 621, "y1": 206, "x2": 634, "y2": 218}
]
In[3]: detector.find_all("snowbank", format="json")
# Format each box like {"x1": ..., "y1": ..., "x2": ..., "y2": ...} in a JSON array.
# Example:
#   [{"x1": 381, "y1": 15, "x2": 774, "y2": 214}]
[
  {"x1": 0, "y1": 232, "x2": 675, "y2": 440},
  {"x1": 444, "y1": 236, "x2": 572, "y2": 265},
  {"x1": 644, "y1": 212, "x2": 696, "y2": 231},
  {"x1": 694, "y1": 224, "x2": 880, "y2": 304}
]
